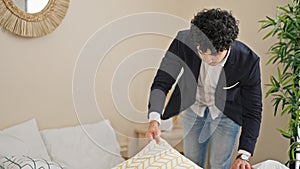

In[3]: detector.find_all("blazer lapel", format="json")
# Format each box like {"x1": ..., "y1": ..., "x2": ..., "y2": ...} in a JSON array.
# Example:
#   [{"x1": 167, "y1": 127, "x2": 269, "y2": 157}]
[
  {"x1": 215, "y1": 48, "x2": 237, "y2": 111},
  {"x1": 222, "y1": 45, "x2": 237, "y2": 86}
]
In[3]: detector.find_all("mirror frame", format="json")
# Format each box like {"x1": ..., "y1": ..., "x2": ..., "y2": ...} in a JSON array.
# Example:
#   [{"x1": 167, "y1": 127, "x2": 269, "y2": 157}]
[{"x1": 0, "y1": 0, "x2": 70, "y2": 37}]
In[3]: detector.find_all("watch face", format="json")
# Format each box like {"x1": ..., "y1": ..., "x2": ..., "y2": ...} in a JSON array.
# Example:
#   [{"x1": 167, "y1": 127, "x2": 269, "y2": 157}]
[{"x1": 241, "y1": 154, "x2": 250, "y2": 160}]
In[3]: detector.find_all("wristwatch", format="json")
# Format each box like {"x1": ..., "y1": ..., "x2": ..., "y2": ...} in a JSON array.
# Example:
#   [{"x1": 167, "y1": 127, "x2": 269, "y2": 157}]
[{"x1": 236, "y1": 153, "x2": 250, "y2": 162}]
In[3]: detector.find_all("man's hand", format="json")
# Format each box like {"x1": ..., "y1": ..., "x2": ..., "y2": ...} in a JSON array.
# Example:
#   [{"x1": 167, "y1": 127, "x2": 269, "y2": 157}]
[
  {"x1": 145, "y1": 120, "x2": 161, "y2": 144},
  {"x1": 230, "y1": 158, "x2": 254, "y2": 169}
]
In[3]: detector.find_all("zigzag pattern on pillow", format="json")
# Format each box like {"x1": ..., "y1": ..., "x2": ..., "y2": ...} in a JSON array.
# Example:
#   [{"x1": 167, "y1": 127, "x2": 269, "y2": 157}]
[
  {"x1": 113, "y1": 139, "x2": 202, "y2": 169},
  {"x1": 0, "y1": 155, "x2": 64, "y2": 169}
]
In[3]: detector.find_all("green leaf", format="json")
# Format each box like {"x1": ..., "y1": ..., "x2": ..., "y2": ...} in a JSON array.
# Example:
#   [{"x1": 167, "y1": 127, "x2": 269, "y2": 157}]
[
  {"x1": 274, "y1": 99, "x2": 281, "y2": 116},
  {"x1": 281, "y1": 105, "x2": 293, "y2": 116},
  {"x1": 258, "y1": 20, "x2": 269, "y2": 23},
  {"x1": 266, "y1": 16, "x2": 276, "y2": 24},
  {"x1": 288, "y1": 3, "x2": 294, "y2": 13},
  {"x1": 277, "y1": 128, "x2": 292, "y2": 138},
  {"x1": 263, "y1": 29, "x2": 275, "y2": 39},
  {"x1": 266, "y1": 86, "x2": 279, "y2": 97},
  {"x1": 272, "y1": 76, "x2": 280, "y2": 88},
  {"x1": 283, "y1": 61, "x2": 292, "y2": 74},
  {"x1": 259, "y1": 21, "x2": 275, "y2": 30},
  {"x1": 266, "y1": 55, "x2": 279, "y2": 65},
  {"x1": 288, "y1": 142, "x2": 300, "y2": 160},
  {"x1": 272, "y1": 25, "x2": 281, "y2": 36},
  {"x1": 278, "y1": 68, "x2": 283, "y2": 84},
  {"x1": 290, "y1": 145, "x2": 295, "y2": 160},
  {"x1": 283, "y1": 84, "x2": 293, "y2": 91},
  {"x1": 284, "y1": 21, "x2": 294, "y2": 32},
  {"x1": 278, "y1": 6, "x2": 290, "y2": 13},
  {"x1": 265, "y1": 83, "x2": 273, "y2": 87},
  {"x1": 283, "y1": 76, "x2": 295, "y2": 86},
  {"x1": 284, "y1": 32, "x2": 297, "y2": 41}
]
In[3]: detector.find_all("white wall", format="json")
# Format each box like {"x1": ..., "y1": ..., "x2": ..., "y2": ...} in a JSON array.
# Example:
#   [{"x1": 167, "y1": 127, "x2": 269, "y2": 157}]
[{"x1": 0, "y1": 0, "x2": 289, "y2": 164}]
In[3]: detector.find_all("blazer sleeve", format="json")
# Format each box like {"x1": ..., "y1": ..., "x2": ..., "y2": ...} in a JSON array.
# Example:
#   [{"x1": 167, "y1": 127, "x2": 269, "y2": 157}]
[
  {"x1": 148, "y1": 34, "x2": 183, "y2": 117},
  {"x1": 238, "y1": 56, "x2": 263, "y2": 155}
]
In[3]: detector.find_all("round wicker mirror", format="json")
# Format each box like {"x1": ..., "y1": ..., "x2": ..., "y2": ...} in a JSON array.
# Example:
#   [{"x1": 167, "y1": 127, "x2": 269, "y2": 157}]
[{"x1": 0, "y1": 0, "x2": 70, "y2": 37}]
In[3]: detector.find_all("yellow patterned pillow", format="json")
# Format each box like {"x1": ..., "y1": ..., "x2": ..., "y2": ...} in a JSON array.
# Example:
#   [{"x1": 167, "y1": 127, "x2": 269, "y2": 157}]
[{"x1": 113, "y1": 139, "x2": 202, "y2": 169}]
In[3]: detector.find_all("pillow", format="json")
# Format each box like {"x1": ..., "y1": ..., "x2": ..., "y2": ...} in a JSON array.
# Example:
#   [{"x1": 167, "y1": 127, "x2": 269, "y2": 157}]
[
  {"x1": 0, "y1": 119, "x2": 50, "y2": 160},
  {"x1": 253, "y1": 160, "x2": 288, "y2": 169},
  {"x1": 0, "y1": 155, "x2": 63, "y2": 169},
  {"x1": 41, "y1": 119, "x2": 124, "y2": 169},
  {"x1": 112, "y1": 138, "x2": 201, "y2": 169}
]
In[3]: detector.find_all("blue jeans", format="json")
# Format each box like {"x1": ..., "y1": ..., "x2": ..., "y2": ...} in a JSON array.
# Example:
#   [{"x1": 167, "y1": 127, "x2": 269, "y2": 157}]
[{"x1": 182, "y1": 107, "x2": 240, "y2": 169}]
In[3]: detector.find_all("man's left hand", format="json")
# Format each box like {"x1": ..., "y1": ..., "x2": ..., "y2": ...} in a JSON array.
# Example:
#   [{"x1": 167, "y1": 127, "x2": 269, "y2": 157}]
[{"x1": 230, "y1": 158, "x2": 254, "y2": 169}]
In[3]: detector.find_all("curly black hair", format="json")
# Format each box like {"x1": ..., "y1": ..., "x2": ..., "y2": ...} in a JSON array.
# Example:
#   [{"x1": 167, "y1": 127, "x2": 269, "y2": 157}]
[{"x1": 190, "y1": 8, "x2": 239, "y2": 55}]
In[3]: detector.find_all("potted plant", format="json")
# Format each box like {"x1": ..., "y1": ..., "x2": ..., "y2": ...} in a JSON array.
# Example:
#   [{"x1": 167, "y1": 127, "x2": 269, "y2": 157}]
[{"x1": 259, "y1": 0, "x2": 300, "y2": 168}]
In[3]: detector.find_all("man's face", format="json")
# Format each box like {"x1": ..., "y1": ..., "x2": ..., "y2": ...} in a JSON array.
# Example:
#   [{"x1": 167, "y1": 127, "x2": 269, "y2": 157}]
[{"x1": 196, "y1": 45, "x2": 227, "y2": 66}]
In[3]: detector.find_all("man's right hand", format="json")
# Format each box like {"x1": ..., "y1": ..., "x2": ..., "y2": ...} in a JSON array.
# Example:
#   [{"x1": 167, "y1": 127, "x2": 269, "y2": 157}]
[{"x1": 145, "y1": 120, "x2": 161, "y2": 144}]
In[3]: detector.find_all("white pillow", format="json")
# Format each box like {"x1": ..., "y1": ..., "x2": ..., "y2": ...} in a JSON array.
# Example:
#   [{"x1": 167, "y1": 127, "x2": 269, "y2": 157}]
[
  {"x1": 253, "y1": 160, "x2": 288, "y2": 169},
  {"x1": 0, "y1": 155, "x2": 63, "y2": 169},
  {"x1": 41, "y1": 120, "x2": 124, "y2": 169},
  {"x1": 0, "y1": 119, "x2": 50, "y2": 160}
]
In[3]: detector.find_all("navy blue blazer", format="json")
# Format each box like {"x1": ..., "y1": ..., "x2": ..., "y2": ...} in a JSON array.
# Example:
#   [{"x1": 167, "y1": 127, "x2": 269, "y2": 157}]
[{"x1": 148, "y1": 30, "x2": 262, "y2": 155}]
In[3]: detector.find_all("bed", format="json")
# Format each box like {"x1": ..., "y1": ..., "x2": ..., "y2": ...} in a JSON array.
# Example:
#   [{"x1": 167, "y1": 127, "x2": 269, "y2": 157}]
[
  {"x1": 0, "y1": 119, "x2": 199, "y2": 169},
  {"x1": 0, "y1": 119, "x2": 288, "y2": 169},
  {"x1": 0, "y1": 119, "x2": 124, "y2": 169}
]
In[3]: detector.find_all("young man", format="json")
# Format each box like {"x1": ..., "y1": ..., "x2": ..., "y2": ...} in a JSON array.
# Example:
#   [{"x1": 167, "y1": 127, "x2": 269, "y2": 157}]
[{"x1": 146, "y1": 9, "x2": 262, "y2": 169}]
